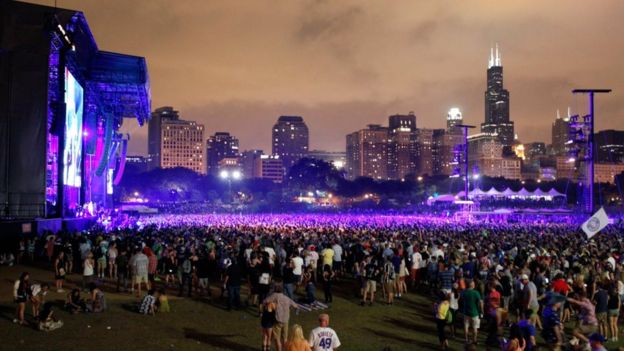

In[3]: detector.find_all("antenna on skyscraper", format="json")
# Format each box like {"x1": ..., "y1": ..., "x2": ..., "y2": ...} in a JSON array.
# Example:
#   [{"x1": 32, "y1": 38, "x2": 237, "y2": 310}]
[
  {"x1": 495, "y1": 43, "x2": 501, "y2": 67},
  {"x1": 556, "y1": 109, "x2": 561, "y2": 119}
]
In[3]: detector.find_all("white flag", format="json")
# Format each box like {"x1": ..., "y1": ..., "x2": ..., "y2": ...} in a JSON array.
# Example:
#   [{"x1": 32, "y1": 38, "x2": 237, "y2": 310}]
[{"x1": 581, "y1": 207, "x2": 609, "y2": 239}]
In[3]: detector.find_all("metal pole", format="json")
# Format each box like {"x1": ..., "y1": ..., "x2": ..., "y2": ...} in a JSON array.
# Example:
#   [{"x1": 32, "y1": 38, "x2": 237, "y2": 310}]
[
  {"x1": 588, "y1": 92, "x2": 594, "y2": 214},
  {"x1": 572, "y1": 89, "x2": 610, "y2": 214},
  {"x1": 456, "y1": 124, "x2": 475, "y2": 201},
  {"x1": 464, "y1": 127, "x2": 469, "y2": 200}
]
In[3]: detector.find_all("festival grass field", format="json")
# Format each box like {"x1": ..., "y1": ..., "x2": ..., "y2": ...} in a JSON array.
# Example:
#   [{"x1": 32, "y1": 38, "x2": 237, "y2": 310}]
[{"x1": 1, "y1": 264, "x2": 623, "y2": 351}]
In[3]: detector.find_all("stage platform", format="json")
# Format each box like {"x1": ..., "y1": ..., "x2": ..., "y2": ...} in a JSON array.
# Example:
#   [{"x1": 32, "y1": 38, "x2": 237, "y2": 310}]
[{"x1": 0, "y1": 217, "x2": 96, "y2": 237}]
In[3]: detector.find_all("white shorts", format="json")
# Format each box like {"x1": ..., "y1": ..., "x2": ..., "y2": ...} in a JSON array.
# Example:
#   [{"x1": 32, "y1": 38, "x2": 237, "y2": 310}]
[{"x1": 464, "y1": 316, "x2": 480, "y2": 330}]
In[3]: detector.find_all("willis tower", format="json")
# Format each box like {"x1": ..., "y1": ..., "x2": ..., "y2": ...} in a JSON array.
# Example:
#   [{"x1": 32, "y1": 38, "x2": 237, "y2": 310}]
[{"x1": 481, "y1": 44, "x2": 514, "y2": 147}]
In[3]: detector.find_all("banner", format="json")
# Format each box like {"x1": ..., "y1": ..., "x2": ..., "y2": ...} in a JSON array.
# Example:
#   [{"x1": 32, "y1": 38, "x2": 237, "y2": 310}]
[{"x1": 581, "y1": 207, "x2": 609, "y2": 239}]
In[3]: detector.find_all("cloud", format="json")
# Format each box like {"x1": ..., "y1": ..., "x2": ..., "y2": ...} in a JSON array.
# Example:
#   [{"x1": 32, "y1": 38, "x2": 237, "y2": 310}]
[{"x1": 26, "y1": 0, "x2": 624, "y2": 156}]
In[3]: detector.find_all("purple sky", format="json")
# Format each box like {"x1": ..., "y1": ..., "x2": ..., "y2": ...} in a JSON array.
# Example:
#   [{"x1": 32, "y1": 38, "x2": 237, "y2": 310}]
[{"x1": 29, "y1": 0, "x2": 624, "y2": 155}]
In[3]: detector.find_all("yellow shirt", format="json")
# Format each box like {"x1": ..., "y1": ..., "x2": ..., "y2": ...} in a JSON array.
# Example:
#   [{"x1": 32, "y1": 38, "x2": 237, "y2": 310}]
[
  {"x1": 437, "y1": 301, "x2": 450, "y2": 320},
  {"x1": 321, "y1": 248, "x2": 334, "y2": 266}
]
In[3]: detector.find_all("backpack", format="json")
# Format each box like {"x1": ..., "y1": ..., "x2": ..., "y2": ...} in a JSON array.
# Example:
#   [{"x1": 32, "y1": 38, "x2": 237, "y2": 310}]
[{"x1": 445, "y1": 307, "x2": 453, "y2": 324}]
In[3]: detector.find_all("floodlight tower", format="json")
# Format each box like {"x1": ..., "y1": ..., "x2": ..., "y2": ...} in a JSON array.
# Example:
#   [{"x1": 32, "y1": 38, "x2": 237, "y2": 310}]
[
  {"x1": 455, "y1": 124, "x2": 476, "y2": 201},
  {"x1": 571, "y1": 89, "x2": 611, "y2": 214}
]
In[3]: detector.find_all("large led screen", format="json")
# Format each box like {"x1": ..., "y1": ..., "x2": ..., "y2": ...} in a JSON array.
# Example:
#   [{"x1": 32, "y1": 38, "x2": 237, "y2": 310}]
[{"x1": 63, "y1": 68, "x2": 84, "y2": 187}]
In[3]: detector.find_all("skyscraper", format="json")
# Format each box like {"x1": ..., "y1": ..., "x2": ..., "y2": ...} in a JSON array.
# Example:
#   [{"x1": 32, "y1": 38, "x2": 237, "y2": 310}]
[
  {"x1": 481, "y1": 44, "x2": 515, "y2": 147},
  {"x1": 346, "y1": 125, "x2": 389, "y2": 180},
  {"x1": 551, "y1": 109, "x2": 570, "y2": 156},
  {"x1": 160, "y1": 114, "x2": 205, "y2": 174},
  {"x1": 447, "y1": 107, "x2": 463, "y2": 131},
  {"x1": 388, "y1": 112, "x2": 417, "y2": 179},
  {"x1": 414, "y1": 128, "x2": 436, "y2": 176},
  {"x1": 206, "y1": 132, "x2": 239, "y2": 175},
  {"x1": 272, "y1": 116, "x2": 309, "y2": 170},
  {"x1": 594, "y1": 129, "x2": 624, "y2": 163},
  {"x1": 148, "y1": 106, "x2": 179, "y2": 170}
]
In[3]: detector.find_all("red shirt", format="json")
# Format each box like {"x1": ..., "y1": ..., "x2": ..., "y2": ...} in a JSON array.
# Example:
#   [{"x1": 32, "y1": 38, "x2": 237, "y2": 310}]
[
  {"x1": 487, "y1": 289, "x2": 501, "y2": 313},
  {"x1": 552, "y1": 278, "x2": 569, "y2": 295}
]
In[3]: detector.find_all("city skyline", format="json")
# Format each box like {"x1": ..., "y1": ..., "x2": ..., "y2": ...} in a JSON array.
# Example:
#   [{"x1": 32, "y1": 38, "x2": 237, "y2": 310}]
[{"x1": 26, "y1": 0, "x2": 624, "y2": 155}]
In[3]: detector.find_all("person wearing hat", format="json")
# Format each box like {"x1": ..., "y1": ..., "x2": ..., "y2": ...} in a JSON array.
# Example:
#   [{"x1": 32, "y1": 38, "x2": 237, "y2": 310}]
[
  {"x1": 541, "y1": 293, "x2": 565, "y2": 351},
  {"x1": 588, "y1": 332, "x2": 607, "y2": 351},
  {"x1": 520, "y1": 274, "x2": 540, "y2": 327}
]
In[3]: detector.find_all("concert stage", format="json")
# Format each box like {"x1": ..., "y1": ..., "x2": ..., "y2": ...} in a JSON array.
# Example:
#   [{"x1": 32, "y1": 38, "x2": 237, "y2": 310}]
[{"x1": 0, "y1": 1, "x2": 151, "y2": 220}]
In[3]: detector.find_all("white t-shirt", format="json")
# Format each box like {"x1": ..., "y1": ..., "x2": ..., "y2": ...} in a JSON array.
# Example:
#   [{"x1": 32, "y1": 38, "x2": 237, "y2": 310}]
[
  {"x1": 306, "y1": 251, "x2": 319, "y2": 268},
  {"x1": 264, "y1": 247, "x2": 276, "y2": 265},
  {"x1": 292, "y1": 256, "x2": 304, "y2": 276},
  {"x1": 412, "y1": 252, "x2": 424, "y2": 269},
  {"x1": 309, "y1": 326, "x2": 341, "y2": 351},
  {"x1": 332, "y1": 244, "x2": 343, "y2": 262}
]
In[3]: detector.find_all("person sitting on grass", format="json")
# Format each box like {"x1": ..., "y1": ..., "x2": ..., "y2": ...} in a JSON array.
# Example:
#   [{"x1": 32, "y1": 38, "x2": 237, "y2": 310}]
[
  {"x1": 139, "y1": 288, "x2": 159, "y2": 315},
  {"x1": 65, "y1": 288, "x2": 86, "y2": 314},
  {"x1": 86, "y1": 282, "x2": 106, "y2": 313},
  {"x1": 157, "y1": 288, "x2": 170, "y2": 313},
  {"x1": 38, "y1": 302, "x2": 63, "y2": 332}
]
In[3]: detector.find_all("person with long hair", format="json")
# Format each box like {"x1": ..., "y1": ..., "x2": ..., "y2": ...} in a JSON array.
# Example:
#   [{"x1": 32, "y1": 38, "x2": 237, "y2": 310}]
[
  {"x1": 285, "y1": 324, "x2": 312, "y2": 351},
  {"x1": 86, "y1": 282, "x2": 106, "y2": 313},
  {"x1": 13, "y1": 272, "x2": 29, "y2": 325},
  {"x1": 260, "y1": 301, "x2": 276, "y2": 351},
  {"x1": 164, "y1": 250, "x2": 178, "y2": 287},
  {"x1": 65, "y1": 288, "x2": 85, "y2": 314},
  {"x1": 607, "y1": 285, "x2": 620, "y2": 342},
  {"x1": 54, "y1": 251, "x2": 66, "y2": 293},
  {"x1": 322, "y1": 264, "x2": 335, "y2": 304},
  {"x1": 434, "y1": 292, "x2": 451, "y2": 350},
  {"x1": 83, "y1": 251, "x2": 95, "y2": 290},
  {"x1": 107, "y1": 242, "x2": 118, "y2": 279}
]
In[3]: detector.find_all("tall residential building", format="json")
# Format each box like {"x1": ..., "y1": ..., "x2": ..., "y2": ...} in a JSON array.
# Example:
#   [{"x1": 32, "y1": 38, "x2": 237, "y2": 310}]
[
  {"x1": 594, "y1": 129, "x2": 624, "y2": 163},
  {"x1": 240, "y1": 149, "x2": 264, "y2": 179},
  {"x1": 256, "y1": 155, "x2": 284, "y2": 183},
  {"x1": 148, "y1": 106, "x2": 179, "y2": 170},
  {"x1": 272, "y1": 116, "x2": 309, "y2": 170},
  {"x1": 468, "y1": 133, "x2": 521, "y2": 180},
  {"x1": 447, "y1": 107, "x2": 463, "y2": 131},
  {"x1": 308, "y1": 150, "x2": 347, "y2": 169},
  {"x1": 414, "y1": 129, "x2": 436, "y2": 176},
  {"x1": 346, "y1": 124, "x2": 389, "y2": 180},
  {"x1": 439, "y1": 131, "x2": 464, "y2": 176},
  {"x1": 555, "y1": 155, "x2": 576, "y2": 180},
  {"x1": 206, "y1": 132, "x2": 239, "y2": 175},
  {"x1": 551, "y1": 109, "x2": 570, "y2": 156},
  {"x1": 595, "y1": 163, "x2": 624, "y2": 184},
  {"x1": 388, "y1": 113, "x2": 417, "y2": 179},
  {"x1": 239, "y1": 150, "x2": 284, "y2": 183},
  {"x1": 125, "y1": 155, "x2": 153, "y2": 175},
  {"x1": 524, "y1": 142, "x2": 547, "y2": 161},
  {"x1": 160, "y1": 116, "x2": 205, "y2": 174},
  {"x1": 481, "y1": 44, "x2": 514, "y2": 147}
]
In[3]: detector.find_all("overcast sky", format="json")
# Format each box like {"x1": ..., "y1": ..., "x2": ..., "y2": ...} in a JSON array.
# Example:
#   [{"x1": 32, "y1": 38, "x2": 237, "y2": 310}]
[{"x1": 28, "y1": 0, "x2": 624, "y2": 155}]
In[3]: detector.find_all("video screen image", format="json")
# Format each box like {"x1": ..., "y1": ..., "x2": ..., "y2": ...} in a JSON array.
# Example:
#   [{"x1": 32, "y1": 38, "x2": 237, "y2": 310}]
[{"x1": 63, "y1": 68, "x2": 84, "y2": 187}]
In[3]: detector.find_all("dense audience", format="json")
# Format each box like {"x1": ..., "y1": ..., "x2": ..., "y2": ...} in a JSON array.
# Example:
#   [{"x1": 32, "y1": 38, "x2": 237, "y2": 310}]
[{"x1": 7, "y1": 212, "x2": 624, "y2": 350}]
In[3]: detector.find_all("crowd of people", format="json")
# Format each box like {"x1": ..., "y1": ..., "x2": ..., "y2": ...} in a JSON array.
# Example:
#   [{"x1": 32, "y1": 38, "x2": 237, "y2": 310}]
[{"x1": 7, "y1": 212, "x2": 624, "y2": 350}]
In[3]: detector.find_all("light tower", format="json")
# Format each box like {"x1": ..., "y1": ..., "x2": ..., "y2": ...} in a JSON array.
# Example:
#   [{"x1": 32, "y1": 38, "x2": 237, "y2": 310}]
[{"x1": 569, "y1": 89, "x2": 611, "y2": 214}]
